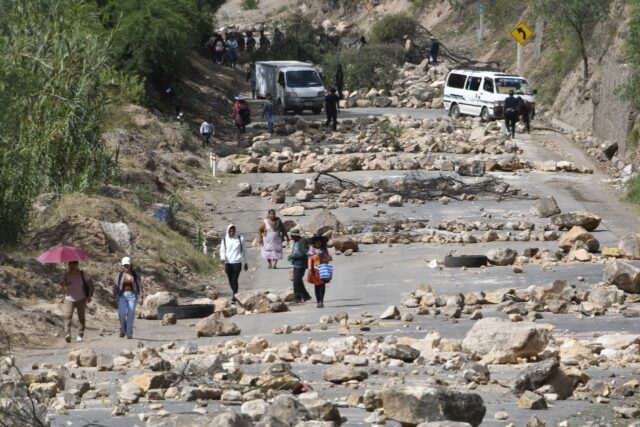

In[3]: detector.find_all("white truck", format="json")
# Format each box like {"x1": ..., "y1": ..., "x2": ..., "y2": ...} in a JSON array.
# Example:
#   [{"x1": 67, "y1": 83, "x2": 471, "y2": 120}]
[
  {"x1": 255, "y1": 61, "x2": 326, "y2": 114},
  {"x1": 443, "y1": 69, "x2": 536, "y2": 121}
]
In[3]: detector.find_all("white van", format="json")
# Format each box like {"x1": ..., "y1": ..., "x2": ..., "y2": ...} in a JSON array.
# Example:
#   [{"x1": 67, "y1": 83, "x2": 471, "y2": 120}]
[
  {"x1": 443, "y1": 70, "x2": 536, "y2": 121},
  {"x1": 255, "y1": 61, "x2": 326, "y2": 114}
]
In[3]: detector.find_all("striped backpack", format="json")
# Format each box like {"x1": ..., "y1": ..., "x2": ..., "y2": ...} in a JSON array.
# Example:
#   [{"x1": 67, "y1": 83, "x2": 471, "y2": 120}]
[{"x1": 317, "y1": 263, "x2": 333, "y2": 282}]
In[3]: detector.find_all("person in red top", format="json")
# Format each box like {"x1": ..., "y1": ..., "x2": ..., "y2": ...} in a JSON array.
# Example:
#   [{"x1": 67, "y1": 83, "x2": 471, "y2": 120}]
[
  {"x1": 307, "y1": 235, "x2": 332, "y2": 308},
  {"x1": 232, "y1": 96, "x2": 251, "y2": 134},
  {"x1": 59, "y1": 261, "x2": 93, "y2": 343}
]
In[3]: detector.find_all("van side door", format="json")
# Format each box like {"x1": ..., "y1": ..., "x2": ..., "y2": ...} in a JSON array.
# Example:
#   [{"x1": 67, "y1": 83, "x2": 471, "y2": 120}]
[
  {"x1": 464, "y1": 76, "x2": 482, "y2": 116},
  {"x1": 277, "y1": 71, "x2": 286, "y2": 107}
]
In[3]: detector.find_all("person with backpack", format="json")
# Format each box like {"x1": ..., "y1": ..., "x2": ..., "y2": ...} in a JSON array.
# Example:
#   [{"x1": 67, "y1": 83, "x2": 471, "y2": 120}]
[
  {"x1": 307, "y1": 235, "x2": 332, "y2": 308},
  {"x1": 220, "y1": 224, "x2": 248, "y2": 304},
  {"x1": 112, "y1": 257, "x2": 144, "y2": 339},
  {"x1": 288, "y1": 229, "x2": 312, "y2": 303},
  {"x1": 232, "y1": 96, "x2": 251, "y2": 134},
  {"x1": 262, "y1": 93, "x2": 275, "y2": 134},
  {"x1": 59, "y1": 260, "x2": 94, "y2": 343}
]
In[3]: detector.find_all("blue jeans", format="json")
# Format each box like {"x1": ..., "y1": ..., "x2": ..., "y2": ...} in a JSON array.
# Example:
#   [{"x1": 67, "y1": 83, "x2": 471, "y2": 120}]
[
  {"x1": 265, "y1": 111, "x2": 274, "y2": 133},
  {"x1": 118, "y1": 291, "x2": 137, "y2": 337}
]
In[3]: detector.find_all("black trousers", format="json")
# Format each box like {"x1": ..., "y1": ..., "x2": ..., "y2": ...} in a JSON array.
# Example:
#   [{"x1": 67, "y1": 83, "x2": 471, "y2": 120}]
[
  {"x1": 224, "y1": 263, "x2": 242, "y2": 295},
  {"x1": 293, "y1": 268, "x2": 311, "y2": 300},
  {"x1": 201, "y1": 132, "x2": 211, "y2": 148},
  {"x1": 520, "y1": 112, "x2": 530, "y2": 133},
  {"x1": 325, "y1": 110, "x2": 337, "y2": 130},
  {"x1": 505, "y1": 111, "x2": 518, "y2": 137},
  {"x1": 314, "y1": 284, "x2": 326, "y2": 303}
]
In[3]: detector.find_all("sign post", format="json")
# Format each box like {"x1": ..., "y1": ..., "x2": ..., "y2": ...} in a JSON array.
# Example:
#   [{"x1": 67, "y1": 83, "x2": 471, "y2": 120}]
[
  {"x1": 510, "y1": 21, "x2": 534, "y2": 75},
  {"x1": 477, "y1": 4, "x2": 485, "y2": 41},
  {"x1": 209, "y1": 153, "x2": 217, "y2": 177}
]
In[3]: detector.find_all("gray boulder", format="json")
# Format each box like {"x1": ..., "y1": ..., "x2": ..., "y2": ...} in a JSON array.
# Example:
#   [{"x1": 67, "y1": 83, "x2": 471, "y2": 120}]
[
  {"x1": 550, "y1": 211, "x2": 601, "y2": 231},
  {"x1": 457, "y1": 161, "x2": 485, "y2": 177},
  {"x1": 195, "y1": 314, "x2": 241, "y2": 337},
  {"x1": 300, "y1": 397, "x2": 342, "y2": 424},
  {"x1": 383, "y1": 344, "x2": 420, "y2": 362},
  {"x1": 619, "y1": 233, "x2": 640, "y2": 259},
  {"x1": 530, "y1": 197, "x2": 561, "y2": 218},
  {"x1": 100, "y1": 221, "x2": 135, "y2": 254},
  {"x1": 324, "y1": 364, "x2": 368, "y2": 384},
  {"x1": 603, "y1": 259, "x2": 640, "y2": 294},
  {"x1": 263, "y1": 395, "x2": 311, "y2": 426},
  {"x1": 486, "y1": 248, "x2": 517, "y2": 266},
  {"x1": 306, "y1": 210, "x2": 342, "y2": 235},
  {"x1": 330, "y1": 236, "x2": 359, "y2": 253},
  {"x1": 512, "y1": 359, "x2": 575, "y2": 399},
  {"x1": 382, "y1": 386, "x2": 486, "y2": 427},
  {"x1": 211, "y1": 412, "x2": 252, "y2": 427},
  {"x1": 139, "y1": 292, "x2": 178, "y2": 320}
]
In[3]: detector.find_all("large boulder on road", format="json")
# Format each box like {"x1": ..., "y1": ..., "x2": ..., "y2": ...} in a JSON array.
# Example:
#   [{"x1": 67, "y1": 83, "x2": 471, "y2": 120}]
[
  {"x1": 559, "y1": 226, "x2": 599, "y2": 253},
  {"x1": 382, "y1": 386, "x2": 486, "y2": 427},
  {"x1": 330, "y1": 235, "x2": 359, "y2": 252},
  {"x1": 306, "y1": 210, "x2": 342, "y2": 235},
  {"x1": 530, "y1": 197, "x2": 561, "y2": 218},
  {"x1": 195, "y1": 314, "x2": 241, "y2": 337},
  {"x1": 139, "y1": 292, "x2": 178, "y2": 320},
  {"x1": 550, "y1": 211, "x2": 601, "y2": 231},
  {"x1": 603, "y1": 259, "x2": 640, "y2": 293},
  {"x1": 486, "y1": 248, "x2": 517, "y2": 266},
  {"x1": 618, "y1": 233, "x2": 640, "y2": 259}
]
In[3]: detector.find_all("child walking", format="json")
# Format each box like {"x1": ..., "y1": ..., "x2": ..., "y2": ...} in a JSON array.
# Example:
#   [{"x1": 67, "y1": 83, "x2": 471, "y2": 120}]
[
  {"x1": 262, "y1": 93, "x2": 275, "y2": 134},
  {"x1": 307, "y1": 235, "x2": 333, "y2": 308}
]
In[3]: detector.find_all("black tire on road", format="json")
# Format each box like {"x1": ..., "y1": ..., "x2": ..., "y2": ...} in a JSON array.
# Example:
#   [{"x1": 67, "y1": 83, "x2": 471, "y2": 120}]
[
  {"x1": 443, "y1": 255, "x2": 488, "y2": 268},
  {"x1": 157, "y1": 304, "x2": 214, "y2": 320},
  {"x1": 312, "y1": 107, "x2": 321, "y2": 114},
  {"x1": 480, "y1": 107, "x2": 491, "y2": 122},
  {"x1": 450, "y1": 104, "x2": 461, "y2": 119}
]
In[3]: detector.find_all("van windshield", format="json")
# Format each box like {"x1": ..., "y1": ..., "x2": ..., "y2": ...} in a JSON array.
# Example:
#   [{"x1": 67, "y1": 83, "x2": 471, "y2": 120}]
[
  {"x1": 495, "y1": 78, "x2": 530, "y2": 95},
  {"x1": 286, "y1": 70, "x2": 323, "y2": 88}
]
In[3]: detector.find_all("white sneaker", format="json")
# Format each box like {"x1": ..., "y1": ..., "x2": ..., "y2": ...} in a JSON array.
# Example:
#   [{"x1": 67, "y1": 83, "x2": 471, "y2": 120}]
[{"x1": 76, "y1": 336, "x2": 83, "y2": 342}]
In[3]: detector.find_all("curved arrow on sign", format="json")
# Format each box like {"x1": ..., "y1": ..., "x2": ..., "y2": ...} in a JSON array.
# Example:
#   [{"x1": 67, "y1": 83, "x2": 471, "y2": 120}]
[{"x1": 517, "y1": 27, "x2": 527, "y2": 40}]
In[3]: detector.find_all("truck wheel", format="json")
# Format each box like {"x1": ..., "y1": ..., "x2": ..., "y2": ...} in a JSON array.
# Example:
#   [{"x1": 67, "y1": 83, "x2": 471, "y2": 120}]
[
  {"x1": 294, "y1": 108, "x2": 303, "y2": 115},
  {"x1": 450, "y1": 104, "x2": 461, "y2": 119},
  {"x1": 480, "y1": 107, "x2": 491, "y2": 122},
  {"x1": 312, "y1": 107, "x2": 321, "y2": 114}
]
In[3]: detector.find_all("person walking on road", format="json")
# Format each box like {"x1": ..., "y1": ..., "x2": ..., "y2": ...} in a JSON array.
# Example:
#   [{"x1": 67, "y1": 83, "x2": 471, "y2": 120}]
[
  {"x1": 324, "y1": 88, "x2": 340, "y2": 131},
  {"x1": 289, "y1": 229, "x2": 312, "y2": 303},
  {"x1": 232, "y1": 96, "x2": 251, "y2": 134},
  {"x1": 258, "y1": 209, "x2": 288, "y2": 269},
  {"x1": 60, "y1": 261, "x2": 93, "y2": 343},
  {"x1": 335, "y1": 64, "x2": 344, "y2": 100},
  {"x1": 220, "y1": 224, "x2": 248, "y2": 304},
  {"x1": 113, "y1": 257, "x2": 144, "y2": 339},
  {"x1": 307, "y1": 235, "x2": 332, "y2": 308},
  {"x1": 504, "y1": 90, "x2": 519, "y2": 138},
  {"x1": 262, "y1": 93, "x2": 275, "y2": 134},
  {"x1": 200, "y1": 117, "x2": 214, "y2": 148},
  {"x1": 518, "y1": 96, "x2": 531, "y2": 134}
]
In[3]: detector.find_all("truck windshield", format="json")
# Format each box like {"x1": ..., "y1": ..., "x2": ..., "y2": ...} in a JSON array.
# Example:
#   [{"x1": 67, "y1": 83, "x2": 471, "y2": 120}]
[
  {"x1": 495, "y1": 78, "x2": 531, "y2": 95},
  {"x1": 286, "y1": 70, "x2": 323, "y2": 88}
]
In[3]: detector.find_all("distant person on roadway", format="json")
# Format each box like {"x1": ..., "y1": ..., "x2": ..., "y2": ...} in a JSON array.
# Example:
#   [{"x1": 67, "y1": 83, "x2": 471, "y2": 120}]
[
  {"x1": 259, "y1": 29, "x2": 271, "y2": 51},
  {"x1": 200, "y1": 117, "x2": 214, "y2": 148},
  {"x1": 220, "y1": 224, "x2": 248, "y2": 305},
  {"x1": 60, "y1": 260, "x2": 93, "y2": 343},
  {"x1": 113, "y1": 257, "x2": 144, "y2": 339},
  {"x1": 246, "y1": 30, "x2": 256, "y2": 53},
  {"x1": 288, "y1": 229, "x2": 312, "y2": 303},
  {"x1": 324, "y1": 88, "x2": 340, "y2": 132},
  {"x1": 504, "y1": 90, "x2": 519, "y2": 138},
  {"x1": 262, "y1": 93, "x2": 275, "y2": 134},
  {"x1": 307, "y1": 235, "x2": 332, "y2": 308},
  {"x1": 232, "y1": 96, "x2": 251, "y2": 134},
  {"x1": 429, "y1": 37, "x2": 440, "y2": 65},
  {"x1": 335, "y1": 64, "x2": 344, "y2": 100},
  {"x1": 518, "y1": 96, "x2": 531, "y2": 133},
  {"x1": 258, "y1": 209, "x2": 288, "y2": 269}
]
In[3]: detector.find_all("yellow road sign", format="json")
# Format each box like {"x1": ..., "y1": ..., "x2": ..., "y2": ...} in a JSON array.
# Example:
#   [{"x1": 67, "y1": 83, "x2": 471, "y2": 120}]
[{"x1": 511, "y1": 21, "x2": 534, "y2": 46}]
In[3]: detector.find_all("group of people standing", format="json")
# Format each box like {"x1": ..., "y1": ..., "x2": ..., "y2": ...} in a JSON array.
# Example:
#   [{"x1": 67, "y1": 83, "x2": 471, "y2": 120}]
[
  {"x1": 503, "y1": 90, "x2": 532, "y2": 138},
  {"x1": 205, "y1": 28, "x2": 284, "y2": 68},
  {"x1": 220, "y1": 209, "x2": 333, "y2": 308}
]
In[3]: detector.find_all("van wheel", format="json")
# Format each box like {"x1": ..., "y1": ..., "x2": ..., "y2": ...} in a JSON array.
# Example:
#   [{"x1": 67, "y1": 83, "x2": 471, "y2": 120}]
[
  {"x1": 480, "y1": 107, "x2": 491, "y2": 122},
  {"x1": 312, "y1": 107, "x2": 321, "y2": 114},
  {"x1": 450, "y1": 104, "x2": 461, "y2": 119},
  {"x1": 294, "y1": 108, "x2": 303, "y2": 115}
]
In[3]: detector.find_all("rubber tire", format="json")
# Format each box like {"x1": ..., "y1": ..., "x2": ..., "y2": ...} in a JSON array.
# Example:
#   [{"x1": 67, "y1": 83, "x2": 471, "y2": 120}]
[
  {"x1": 312, "y1": 107, "x2": 321, "y2": 114},
  {"x1": 157, "y1": 304, "x2": 214, "y2": 320},
  {"x1": 443, "y1": 255, "x2": 488, "y2": 268},
  {"x1": 294, "y1": 108, "x2": 303, "y2": 115},
  {"x1": 480, "y1": 107, "x2": 491, "y2": 122},
  {"x1": 450, "y1": 104, "x2": 461, "y2": 119}
]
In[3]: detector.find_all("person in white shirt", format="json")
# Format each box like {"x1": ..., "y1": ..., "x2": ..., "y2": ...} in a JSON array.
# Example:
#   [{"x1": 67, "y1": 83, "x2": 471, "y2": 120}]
[
  {"x1": 200, "y1": 118, "x2": 215, "y2": 148},
  {"x1": 219, "y1": 224, "x2": 248, "y2": 304}
]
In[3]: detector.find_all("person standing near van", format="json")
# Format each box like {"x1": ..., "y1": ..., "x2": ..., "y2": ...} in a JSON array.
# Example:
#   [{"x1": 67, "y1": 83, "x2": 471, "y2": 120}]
[
  {"x1": 324, "y1": 88, "x2": 340, "y2": 131},
  {"x1": 220, "y1": 224, "x2": 248, "y2": 304},
  {"x1": 429, "y1": 37, "x2": 440, "y2": 65},
  {"x1": 504, "y1": 90, "x2": 519, "y2": 138},
  {"x1": 113, "y1": 257, "x2": 144, "y2": 339},
  {"x1": 262, "y1": 93, "x2": 275, "y2": 134}
]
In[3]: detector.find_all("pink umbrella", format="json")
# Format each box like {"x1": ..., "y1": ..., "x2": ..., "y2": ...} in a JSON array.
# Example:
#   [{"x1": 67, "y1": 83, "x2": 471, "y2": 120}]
[{"x1": 37, "y1": 245, "x2": 91, "y2": 264}]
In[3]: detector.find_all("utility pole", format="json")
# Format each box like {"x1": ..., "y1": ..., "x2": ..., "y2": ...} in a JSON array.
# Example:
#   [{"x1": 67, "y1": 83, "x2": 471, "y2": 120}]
[
  {"x1": 517, "y1": 42, "x2": 523, "y2": 75},
  {"x1": 477, "y1": 4, "x2": 485, "y2": 42}
]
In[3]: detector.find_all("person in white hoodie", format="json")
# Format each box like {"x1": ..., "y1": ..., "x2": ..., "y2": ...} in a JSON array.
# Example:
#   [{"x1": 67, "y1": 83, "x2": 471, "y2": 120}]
[{"x1": 220, "y1": 224, "x2": 248, "y2": 304}]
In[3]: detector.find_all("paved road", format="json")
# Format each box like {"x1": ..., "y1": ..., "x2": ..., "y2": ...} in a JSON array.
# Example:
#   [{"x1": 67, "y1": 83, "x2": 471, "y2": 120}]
[{"x1": 31, "y1": 108, "x2": 640, "y2": 426}]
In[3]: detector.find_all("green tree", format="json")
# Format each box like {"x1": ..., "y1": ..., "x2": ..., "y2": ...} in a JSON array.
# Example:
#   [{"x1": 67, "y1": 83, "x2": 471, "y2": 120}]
[
  {"x1": 0, "y1": 0, "x2": 118, "y2": 245},
  {"x1": 532, "y1": 0, "x2": 609, "y2": 80},
  {"x1": 625, "y1": 0, "x2": 640, "y2": 108},
  {"x1": 368, "y1": 13, "x2": 417, "y2": 44}
]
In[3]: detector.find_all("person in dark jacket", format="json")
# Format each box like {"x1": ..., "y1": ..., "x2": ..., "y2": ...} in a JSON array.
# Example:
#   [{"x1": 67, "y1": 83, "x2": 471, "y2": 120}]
[
  {"x1": 335, "y1": 64, "x2": 344, "y2": 100},
  {"x1": 246, "y1": 31, "x2": 256, "y2": 53},
  {"x1": 324, "y1": 88, "x2": 340, "y2": 131},
  {"x1": 259, "y1": 29, "x2": 271, "y2": 51},
  {"x1": 429, "y1": 37, "x2": 440, "y2": 65},
  {"x1": 289, "y1": 229, "x2": 312, "y2": 303},
  {"x1": 517, "y1": 96, "x2": 531, "y2": 133},
  {"x1": 504, "y1": 90, "x2": 519, "y2": 138}
]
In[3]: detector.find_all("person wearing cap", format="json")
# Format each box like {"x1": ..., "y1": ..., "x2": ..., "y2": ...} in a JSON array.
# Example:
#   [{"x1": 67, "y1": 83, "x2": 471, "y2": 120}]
[
  {"x1": 113, "y1": 257, "x2": 144, "y2": 339},
  {"x1": 220, "y1": 224, "x2": 248, "y2": 304},
  {"x1": 288, "y1": 229, "x2": 312, "y2": 303},
  {"x1": 232, "y1": 95, "x2": 251, "y2": 134}
]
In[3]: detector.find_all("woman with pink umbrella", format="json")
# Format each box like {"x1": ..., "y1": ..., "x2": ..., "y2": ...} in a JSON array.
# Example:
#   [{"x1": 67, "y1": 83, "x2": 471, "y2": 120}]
[{"x1": 38, "y1": 245, "x2": 94, "y2": 343}]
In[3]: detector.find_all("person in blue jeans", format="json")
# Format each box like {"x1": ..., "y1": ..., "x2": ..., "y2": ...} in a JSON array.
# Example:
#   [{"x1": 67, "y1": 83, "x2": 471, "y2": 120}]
[
  {"x1": 262, "y1": 93, "x2": 275, "y2": 133},
  {"x1": 112, "y1": 257, "x2": 144, "y2": 339}
]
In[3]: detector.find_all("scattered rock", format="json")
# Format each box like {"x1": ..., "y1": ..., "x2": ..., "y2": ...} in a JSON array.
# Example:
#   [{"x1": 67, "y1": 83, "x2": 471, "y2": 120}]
[
  {"x1": 195, "y1": 314, "x2": 241, "y2": 337},
  {"x1": 486, "y1": 248, "x2": 517, "y2": 266},
  {"x1": 518, "y1": 391, "x2": 547, "y2": 410},
  {"x1": 603, "y1": 259, "x2": 640, "y2": 293},
  {"x1": 531, "y1": 197, "x2": 561, "y2": 218},
  {"x1": 324, "y1": 364, "x2": 369, "y2": 384},
  {"x1": 380, "y1": 305, "x2": 400, "y2": 319},
  {"x1": 140, "y1": 292, "x2": 178, "y2": 320},
  {"x1": 550, "y1": 211, "x2": 601, "y2": 231},
  {"x1": 618, "y1": 233, "x2": 640, "y2": 259}
]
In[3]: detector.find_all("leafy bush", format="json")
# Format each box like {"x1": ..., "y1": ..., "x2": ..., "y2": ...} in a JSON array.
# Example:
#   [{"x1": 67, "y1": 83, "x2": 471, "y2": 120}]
[
  {"x1": 626, "y1": 174, "x2": 640, "y2": 204},
  {"x1": 241, "y1": 0, "x2": 260, "y2": 10},
  {"x1": 322, "y1": 44, "x2": 403, "y2": 91},
  {"x1": 0, "y1": 0, "x2": 119, "y2": 245},
  {"x1": 369, "y1": 13, "x2": 417, "y2": 44}
]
